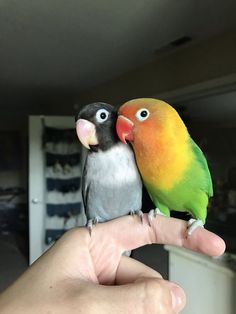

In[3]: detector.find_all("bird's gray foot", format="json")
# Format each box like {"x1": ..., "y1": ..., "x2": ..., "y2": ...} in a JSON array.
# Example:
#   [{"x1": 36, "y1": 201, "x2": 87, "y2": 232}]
[
  {"x1": 136, "y1": 210, "x2": 144, "y2": 223},
  {"x1": 148, "y1": 208, "x2": 165, "y2": 226},
  {"x1": 87, "y1": 217, "x2": 99, "y2": 235},
  {"x1": 123, "y1": 250, "x2": 132, "y2": 257},
  {"x1": 187, "y1": 218, "x2": 204, "y2": 236},
  {"x1": 129, "y1": 210, "x2": 144, "y2": 223}
]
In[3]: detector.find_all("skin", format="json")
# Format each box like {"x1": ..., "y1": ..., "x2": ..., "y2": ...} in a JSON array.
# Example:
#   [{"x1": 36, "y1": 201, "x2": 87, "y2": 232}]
[{"x1": 0, "y1": 215, "x2": 225, "y2": 314}]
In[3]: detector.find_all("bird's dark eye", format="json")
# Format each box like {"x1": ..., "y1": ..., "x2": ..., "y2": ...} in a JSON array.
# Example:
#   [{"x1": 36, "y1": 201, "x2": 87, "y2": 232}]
[
  {"x1": 136, "y1": 108, "x2": 150, "y2": 121},
  {"x1": 96, "y1": 109, "x2": 109, "y2": 123}
]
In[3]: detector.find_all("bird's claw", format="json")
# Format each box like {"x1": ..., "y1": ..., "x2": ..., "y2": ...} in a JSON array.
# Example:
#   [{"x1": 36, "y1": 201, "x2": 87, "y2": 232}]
[
  {"x1": 187, "y1": 218, "x2": 204, "y2": 236},
  {"x1": 136, "y1": 210, "x2": 144, "y2": 223},
  {"x1": 129, "y1": 210, "x2": 144, "y2": 223},
  {"x1": 87, "y1": 219, "x2": 93, "y2": 236},
  {"x1": 148, "y1": 208, "x2": 165, "y2": 226},
  {"x1": 87, "y1": 217, "x2": 100, "y2": 235}
]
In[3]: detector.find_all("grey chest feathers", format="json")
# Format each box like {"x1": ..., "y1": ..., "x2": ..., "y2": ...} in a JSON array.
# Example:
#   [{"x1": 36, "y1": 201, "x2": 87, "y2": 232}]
[{"x1": 83, "y1": 142, "x2": 142, "y2": 222}]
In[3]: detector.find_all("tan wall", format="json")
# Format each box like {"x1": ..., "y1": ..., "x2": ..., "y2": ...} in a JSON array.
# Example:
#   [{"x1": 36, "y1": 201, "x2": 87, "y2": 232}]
[{"x1": 79, "y1": 31, "x2": 236, "y2": 105}]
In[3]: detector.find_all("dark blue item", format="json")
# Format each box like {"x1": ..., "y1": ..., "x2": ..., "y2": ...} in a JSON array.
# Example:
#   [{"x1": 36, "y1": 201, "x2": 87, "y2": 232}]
[
  {"x1": 46, "y1": 177, "x2": 81, "y2": 192},
  {"x1": 43, "y1": 127, "x2": 78, "y2": 144},
  {"x1": 46, "y1": 152, "x2": 80, "y2": 167},
  {"x1": 46, "y1": 203, "x2": 82, "y2": 217},
  {"x1": 45, "y1": 229, "x2": 65, "y2": 245}
]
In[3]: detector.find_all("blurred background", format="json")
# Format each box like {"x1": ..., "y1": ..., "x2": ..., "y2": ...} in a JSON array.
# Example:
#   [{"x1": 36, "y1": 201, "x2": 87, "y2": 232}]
[{"x1": 0, "y1": 1, "x2": 236, "y2": 312}]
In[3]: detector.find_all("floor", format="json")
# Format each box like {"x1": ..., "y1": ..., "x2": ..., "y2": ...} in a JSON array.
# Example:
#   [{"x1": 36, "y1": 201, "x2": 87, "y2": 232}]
[{"x1": 0, "y1": 232, "x2": 28, "y2": 292}]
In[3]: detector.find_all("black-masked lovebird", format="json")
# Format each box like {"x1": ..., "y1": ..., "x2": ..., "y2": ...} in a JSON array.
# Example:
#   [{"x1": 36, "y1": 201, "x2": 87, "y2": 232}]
[
  {"x1": 75, "y1": 102, "x2": 143, "y2": 233},
  {"x1": 116, "y1": 98, "x2": 213, "y2": 235}
]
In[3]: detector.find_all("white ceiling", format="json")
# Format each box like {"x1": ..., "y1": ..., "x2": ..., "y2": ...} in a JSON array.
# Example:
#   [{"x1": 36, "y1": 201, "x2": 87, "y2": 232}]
[{"x1": 0, "y1": 0, "x2": 236, "y2": 109}]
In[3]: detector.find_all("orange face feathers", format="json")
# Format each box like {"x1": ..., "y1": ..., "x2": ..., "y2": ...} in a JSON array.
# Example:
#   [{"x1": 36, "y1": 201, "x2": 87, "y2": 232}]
[{"x1": 117, "y1": 98, "x2": 189, "y2": 147}]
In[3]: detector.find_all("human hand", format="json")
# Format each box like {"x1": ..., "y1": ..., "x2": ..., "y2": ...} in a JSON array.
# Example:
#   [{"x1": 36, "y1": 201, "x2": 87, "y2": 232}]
[{"x1": 0, "y1": 214, "x2": 225, "y2": 314}]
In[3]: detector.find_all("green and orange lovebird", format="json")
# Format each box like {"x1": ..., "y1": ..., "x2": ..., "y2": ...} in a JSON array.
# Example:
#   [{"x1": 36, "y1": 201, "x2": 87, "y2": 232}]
[{"x1": 116, "y1": 98, "x2": 213, "y2": 235}]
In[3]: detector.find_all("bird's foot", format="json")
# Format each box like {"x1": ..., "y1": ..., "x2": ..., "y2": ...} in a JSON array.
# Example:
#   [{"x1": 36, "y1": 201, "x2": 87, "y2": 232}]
[
  {"x1": 136, "y1": 210, "x2": 144, "y2": 223},
  {"x1": 123, "y1": 250, "x2": 132, "y2": 257},
  {"x1": 87, "y1": 217, "x2": 99, "y2": 235},
  {"x1": 148, "y1": 208, "x2": 165, "y2": 226},
  {"x1": 187, "y1": 218, "x2": 204, "y2": 236},
  {"x1": 129, "y1": 210, "x2": 144, "y2": 223}
]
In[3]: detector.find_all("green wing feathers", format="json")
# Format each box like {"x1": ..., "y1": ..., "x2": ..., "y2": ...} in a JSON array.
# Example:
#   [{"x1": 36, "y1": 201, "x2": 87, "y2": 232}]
[
  {"x1": 190, "y1": 138, "x2": 213, "y2": 198},
  {"x1": 144, "y1": 138, "x2": 213, "y2": 224}
]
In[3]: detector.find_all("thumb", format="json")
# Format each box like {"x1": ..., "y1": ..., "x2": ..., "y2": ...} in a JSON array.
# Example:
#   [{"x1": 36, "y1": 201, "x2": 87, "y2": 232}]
[
  {"x1": 78, "y1": 256, "x2": 186, "y2": 313},
  {"x1": 90, "y1": 277, "x2": 185, "y2": 314},
  {"x1": 115, "y1": 256, "x2": 186, "y2": 313}
]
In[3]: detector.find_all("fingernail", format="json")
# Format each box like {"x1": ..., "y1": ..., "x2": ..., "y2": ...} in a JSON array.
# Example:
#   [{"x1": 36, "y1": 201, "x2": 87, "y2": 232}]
[{"x1": 170, "y1": 284, "x2": 186, "y2": 313}]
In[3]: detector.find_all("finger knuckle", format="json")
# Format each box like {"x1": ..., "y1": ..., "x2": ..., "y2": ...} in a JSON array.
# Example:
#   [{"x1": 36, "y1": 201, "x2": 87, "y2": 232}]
[{"x1": 138, "y1": 279, "x2": 172, "y2": 314}]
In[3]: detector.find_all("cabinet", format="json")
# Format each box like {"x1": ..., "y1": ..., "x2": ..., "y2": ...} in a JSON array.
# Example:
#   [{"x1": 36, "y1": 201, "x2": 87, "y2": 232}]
[{"x1": 165, "y1": 246, "x2": 236, "y2": 314}]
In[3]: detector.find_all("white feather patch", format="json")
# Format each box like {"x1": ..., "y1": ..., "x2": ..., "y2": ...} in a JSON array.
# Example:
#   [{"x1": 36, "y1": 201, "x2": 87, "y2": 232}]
[{"x1": 86, "y1": 143, "x2": 140, "y2": 186}]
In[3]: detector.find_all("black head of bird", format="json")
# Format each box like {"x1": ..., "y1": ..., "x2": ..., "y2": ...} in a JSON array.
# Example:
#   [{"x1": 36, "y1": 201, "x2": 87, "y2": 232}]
[{"x1": 76, "y1": 102, "x2": 119, "y2": 152}]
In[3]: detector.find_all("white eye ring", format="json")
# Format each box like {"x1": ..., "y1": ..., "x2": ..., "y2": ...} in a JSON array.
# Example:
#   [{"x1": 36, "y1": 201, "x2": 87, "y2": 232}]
[
  {"x1": 135, "y1": 108, "x2": 150, "y2": 121},
  {"x1": 96, "y1": 109, "x2": 109, "y2": 123}
]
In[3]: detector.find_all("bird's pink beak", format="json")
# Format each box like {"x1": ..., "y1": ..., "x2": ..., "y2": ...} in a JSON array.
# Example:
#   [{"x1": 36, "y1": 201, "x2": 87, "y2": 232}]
[
  {"x1": 76, "y1": 119, "x2": 98, "y2": 149},
  {"x1": 116, "y1": 115, "x2": 134, "y2": 144}
]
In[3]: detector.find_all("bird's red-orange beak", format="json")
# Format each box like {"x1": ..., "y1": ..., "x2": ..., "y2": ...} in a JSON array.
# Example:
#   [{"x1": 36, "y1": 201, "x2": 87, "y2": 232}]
[{"x1": 116, "y1": 115, "x2": 134, "y2": 143}]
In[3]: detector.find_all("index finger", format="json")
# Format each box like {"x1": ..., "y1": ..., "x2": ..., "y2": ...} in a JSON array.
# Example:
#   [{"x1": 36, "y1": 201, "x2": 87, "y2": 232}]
[{"x1": 92, "y1": 214, "x2": 225, "y2": 257}]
